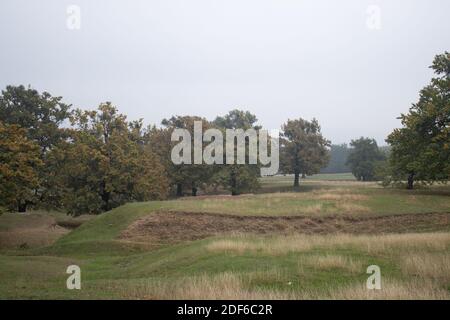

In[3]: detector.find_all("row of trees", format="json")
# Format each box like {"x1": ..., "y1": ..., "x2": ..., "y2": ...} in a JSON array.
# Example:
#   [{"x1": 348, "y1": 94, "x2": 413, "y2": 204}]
[
  {"x1": 319, "y1": 143, "x2": 389, "y2": 175},
  {"x1": 1, "y1": 52, "x2": 447, "y2": 213},
  {"x1": 153, "y1": 111, "x2": 332, "y2": 194},
  {"x1": 0, "y1": 88, "x2": 332, "y2": 214},
  {"x1": 0, "y1": 91, "x2": 169, "y2": 214}
]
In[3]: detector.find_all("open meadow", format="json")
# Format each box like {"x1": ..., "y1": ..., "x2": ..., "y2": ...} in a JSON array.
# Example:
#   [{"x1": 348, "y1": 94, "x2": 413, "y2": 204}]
[{"x1": 1, "y1": 174, "x2": 449, "y2": 299}]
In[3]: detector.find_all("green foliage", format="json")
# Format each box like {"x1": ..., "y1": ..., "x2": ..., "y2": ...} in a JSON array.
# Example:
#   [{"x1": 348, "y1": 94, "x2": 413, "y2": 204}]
[
  {"x1": 147, "y1": 110, "x2": 263, "y2": 196},
  {"x1": 346, "y1": 137, "x2": 385, "y2": 181},
  {"x1": 213, "y1": 163, "x2": 260, "y2": 195},
  {"x1": 213, "y1": 110, "x2": 261, "y2": 195},
  {"x1": 386, "y1": 52, "x2": 450, "y2": 189},
  {"x1": 0, "y1": 85, "x2": 71, "y2": 210},
  {"x1": 2, "y1": 50, "x2": 446, "y2": 213},
  {"x1": 280, "y1": 118, "x2": 330, "y2": 187},
  {"x1": 158, "y1": 115, "x2": 216, "y2": 196},
  {"x1": 49, "y1": 103, "x2": 169, "y2": 215},
  {"x1": 213, "y1": 109, "x2": 261, "y2": 131},
  {"x1": 0, "y1": 85, "x2": 70, "y2": 153},
  {"x1": 0, "y1": 122, "x2": 43, "y2": 212}
]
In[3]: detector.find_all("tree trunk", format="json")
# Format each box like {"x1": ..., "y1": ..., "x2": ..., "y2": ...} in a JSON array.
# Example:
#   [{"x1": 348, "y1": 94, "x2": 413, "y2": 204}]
[
  {"x1": 100, "y1": 180, "x2": 111, "y2": 211},
  {"x1": 231, "y1": 170, "x2": 239, "y2": 196},
  {"x1": 101, "y1": 192, "x2": 110, "y2": 211},
  {"x1": 192, "y1": 185, "x2": 197, "y2": 196},
  {"x1": 18, "y1": 202, "x2": 27, "y2": 213},
  {"x1": 176, "y1": 183, "x2": 183, "y2": 197},
  {"x1": 407, "y1": 173, "x2": 415, "y2": 190},
  {"x1": 294, "y1": 171, "x2": 300, "y2": 187}
]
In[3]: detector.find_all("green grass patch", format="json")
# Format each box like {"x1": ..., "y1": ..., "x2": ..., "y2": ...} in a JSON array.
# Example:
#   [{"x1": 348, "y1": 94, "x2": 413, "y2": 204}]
[{"x1": 1, "y1": 179, "x2": 449, "y2": 299}]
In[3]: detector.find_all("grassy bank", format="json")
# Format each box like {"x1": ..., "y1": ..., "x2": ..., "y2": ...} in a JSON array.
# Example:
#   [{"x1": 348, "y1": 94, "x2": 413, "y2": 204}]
[
  {"x1": 0, "y1": 176, "x2": 449, "y2": 299},
  {"x1": 1, "y1": 231, "x2": 449, "y2": 299}
]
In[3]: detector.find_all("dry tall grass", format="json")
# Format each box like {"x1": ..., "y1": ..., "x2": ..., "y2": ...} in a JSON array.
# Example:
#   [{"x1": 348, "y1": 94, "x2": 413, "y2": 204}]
[
  {"x1": 119, "y1": 273, "x2": 295, "y2": 300},
  {"x1": 324, "y1": 278, "x2": 449, "y2": 300},
  {"x1": 206, "y1": 236, "x2": 314, "y2": 255},
  {"x1": 118, "y1": 272, "x2": 450, "y2": 300},
  {"x1": 206, "y1": 232, "x2": 450, "y2": 256},
  {"x1": 335, "y1": 203, "x2": 370, "y2": 213},
  {"x1": 400, "y1": 253, "x2": 450, "y2": 281},
  {"x1": 0, "y1": 227, "x2": 68, "y2": 249},
  {"x1": 198, "y1": 232, "x2": 450, "y2": 299},
  {"x1": 313, "y1": 192, "x2": 369, "y2": 201},
  {"x1": 300, "y1": 254, "x2": 362, "y2": 273},
  {"x1": 177, "y1": 187, "x2": 375, "y2": 216}
]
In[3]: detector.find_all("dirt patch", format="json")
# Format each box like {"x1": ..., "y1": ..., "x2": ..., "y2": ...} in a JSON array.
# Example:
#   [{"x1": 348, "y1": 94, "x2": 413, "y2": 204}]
[{"x1": 120, "y1": 211, "x2": 450, "y2": 244}]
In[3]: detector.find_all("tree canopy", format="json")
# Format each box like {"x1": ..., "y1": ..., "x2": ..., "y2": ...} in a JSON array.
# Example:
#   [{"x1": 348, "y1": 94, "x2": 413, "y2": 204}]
[
  {"x1": 0, "y1": 122, "x2": 42, "y2": 212},
  {"x1": 280, "y1": 118, "x2": 330, "y2": 187},
  {"x1": 0, "y1": 89, "x2": 170, "y2": 214},
  {"x1": 213, "y1": 109, "x2": 261, "y2": 195},
  {"x1": 4, "y1": 51, "x2": 447, "y2": 215},
  {"x1": 386, "y1": 52, "x2": 450, "y2": 189},
  {"x1": 52, "y1": 103, "x2": 169, "y2": 215},
  {"x1": 346, "y1": 137, "x2": 385, "y2": 181},
  {"x1": 159, "y1": 115, "x2": 215, "y2": 196},
  {"x1": 0, "y1": 85, "x2": 70, "y2": 154}
]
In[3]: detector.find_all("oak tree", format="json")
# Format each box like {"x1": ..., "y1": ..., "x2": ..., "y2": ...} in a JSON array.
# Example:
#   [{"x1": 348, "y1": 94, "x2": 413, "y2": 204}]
[
  {"x1": 386, "y1": 52, "x2": 450, "y2": 189},
  {"x1": 0, "y1": 122, "x2": 43, "y2": 212},
  {"x1": 280, "y1": 118, "x2": 330, "y2": 187},
  {"x1": 346, "y1": 137, "x2": 385, "y2": 181}
]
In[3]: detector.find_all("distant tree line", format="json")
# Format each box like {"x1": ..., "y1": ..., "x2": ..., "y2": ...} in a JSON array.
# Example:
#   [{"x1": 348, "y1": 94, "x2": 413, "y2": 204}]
[
  {"x1": 0, "y1": 52, "x2": 448, "y2": 214},
  {"x1": 320, "y1": 144, "x2": 351, "y2": 174}
]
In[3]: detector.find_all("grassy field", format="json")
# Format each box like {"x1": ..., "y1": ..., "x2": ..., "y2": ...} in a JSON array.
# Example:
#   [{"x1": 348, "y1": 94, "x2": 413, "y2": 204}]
[{"x1": 1, "y1": 174, "x2": 449, "y2": 299}]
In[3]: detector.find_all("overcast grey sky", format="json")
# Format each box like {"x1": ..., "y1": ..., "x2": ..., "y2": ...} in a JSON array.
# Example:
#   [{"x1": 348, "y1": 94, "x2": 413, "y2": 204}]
[{"x1": 1, "y1": 0, "x2": 449, "y2": 144}]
